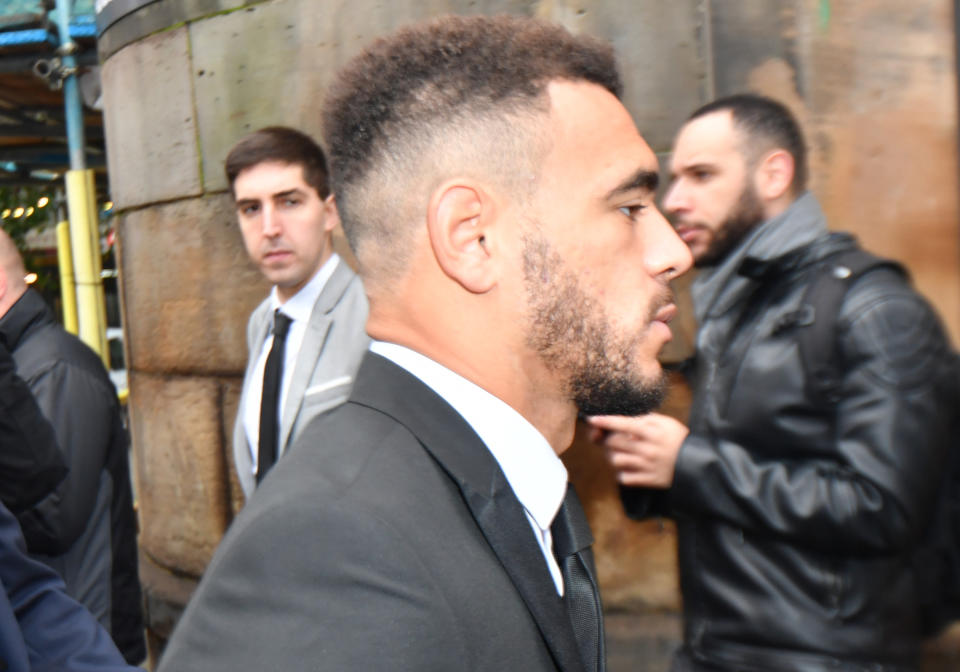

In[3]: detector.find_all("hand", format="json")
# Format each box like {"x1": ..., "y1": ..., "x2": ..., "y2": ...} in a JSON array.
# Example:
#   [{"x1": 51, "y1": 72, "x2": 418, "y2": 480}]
[{"x1": 586, "y1": 413, "x2": 689, "y2": 488}]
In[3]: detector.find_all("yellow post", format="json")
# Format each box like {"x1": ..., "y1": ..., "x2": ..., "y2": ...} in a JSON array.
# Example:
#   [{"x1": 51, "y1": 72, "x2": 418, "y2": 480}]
[
  {"x1": 83, "y1": 170, "x2": 109, "y2": 358},
  {"x1": 64, "y1": 169, "x2": 108, "y2": 366},
  {"x1": 56, "y1": 219, "x2": 78, "y2": 335}
]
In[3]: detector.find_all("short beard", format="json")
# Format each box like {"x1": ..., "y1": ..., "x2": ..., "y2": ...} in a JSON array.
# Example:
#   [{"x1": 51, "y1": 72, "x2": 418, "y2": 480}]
[
  {"x1": 570, "y1": 368, "x2": 667, "y2": 417},
  {"x1": 695, "y1": 181, "x2": 765, "y2": 268},
  {"x1": 522, "y1": 233, "x2": 668, "y2": 417}
]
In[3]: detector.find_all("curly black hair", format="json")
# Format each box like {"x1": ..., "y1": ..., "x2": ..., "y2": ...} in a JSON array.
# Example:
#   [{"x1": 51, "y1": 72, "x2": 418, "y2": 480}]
[{"x1": 321, "y1": 14, "x2": 621, "y2": 273}]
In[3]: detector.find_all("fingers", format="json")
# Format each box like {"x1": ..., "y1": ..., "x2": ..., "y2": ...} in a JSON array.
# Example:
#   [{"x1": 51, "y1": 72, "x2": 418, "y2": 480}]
[
  {"x1": 616, "y1": 471, "x2": 663, "y2": 488},
  {"x1": 586, "y1": 414, "x2": 683, "y2": 489},
  {"x1": 606, "y1": 446, "x2": 670, "y2": 487},
  {"x1": 586, "y1": 413, "x2": 664, "y2": 435},
  {"x1": 596, "y1": 429, "x2": 638, "y2": 452}
]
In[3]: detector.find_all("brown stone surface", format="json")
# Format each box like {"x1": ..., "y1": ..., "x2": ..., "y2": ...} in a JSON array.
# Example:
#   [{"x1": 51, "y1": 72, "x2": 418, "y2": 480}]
[
  {"x1": 100, "y1": 26, "x2": 202, "y2": 209},
  {"x1": 138, "y1": 552, "x2": 197, "y2": 637},
  {"x1": 129, "y1": 372, "x2": 232, "y2": 577},
  {"x1": 708, "y1": 0, "x2": 960, "y2": 344},
  {"x1": 117, "y1": 193, "x2": 269, "y2": 375},
  {"x1": 606, "y1": 610, "x2": 682, "y2": 672},
  {"x1": 924, "y1": 624, "x2": 960, "y2": 671},
  {"x1": 189, "y1": 0, "x2": 538, "y2": 193},
  {"x1": 801, "y1": 0, "x2": 960, "y2": 345},
  {"x1": 186, "y1": 0, "x2": 706, "y2": 189},
  {"x1": 535, "y1": 0, "x2": 705, "y2": 153},
  {"x1": 221, "y1": 376, "x2": 247, "y2": 517}
]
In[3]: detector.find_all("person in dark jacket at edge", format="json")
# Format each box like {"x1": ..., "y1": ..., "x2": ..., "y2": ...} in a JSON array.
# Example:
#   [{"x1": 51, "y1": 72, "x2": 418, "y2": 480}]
[
  {"x1": 588, "y1": 94, "x2": 959, "y2": 672},
  {"x1": 0, "y1": 336, "x2": 140, "y2": 671},
  {"x1": 0, "y1": 335, "x2": 67, "y2": 514},
  {"x1": 0, "y1": 228, "x2": 145, "y2": 664},
  {"x1": 0, "y1": 493, "x2": 143, "y2": 672}
]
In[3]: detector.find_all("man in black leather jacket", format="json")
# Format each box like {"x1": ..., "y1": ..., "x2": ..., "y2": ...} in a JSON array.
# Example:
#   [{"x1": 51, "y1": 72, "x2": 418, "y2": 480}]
[{"x1": 589, "y1": 94, "x2": 958, "y2": 672}]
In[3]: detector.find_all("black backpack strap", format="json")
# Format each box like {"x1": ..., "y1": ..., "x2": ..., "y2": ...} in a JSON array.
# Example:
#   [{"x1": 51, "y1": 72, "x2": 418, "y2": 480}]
[{"x1": 794, "y1": 248, "x2": 906, "y2": 405}]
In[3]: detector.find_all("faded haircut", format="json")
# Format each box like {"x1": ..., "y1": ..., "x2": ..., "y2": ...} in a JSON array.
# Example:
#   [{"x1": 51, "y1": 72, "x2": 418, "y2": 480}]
[
  {"x1": 224, "y1": 126, "x2": 330, "y2": 200},
  {"x1": 321, "y1": 14, "x2": 622, "y2": 280},
  {"x1": 689, "y1": 93, "x2": 808, "y2": 196}
]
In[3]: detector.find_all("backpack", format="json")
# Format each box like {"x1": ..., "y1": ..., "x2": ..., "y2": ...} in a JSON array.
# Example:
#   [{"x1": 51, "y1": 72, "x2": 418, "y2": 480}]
[{"x1": 794, "y1": 245, "x2": 960, "y2": 637}]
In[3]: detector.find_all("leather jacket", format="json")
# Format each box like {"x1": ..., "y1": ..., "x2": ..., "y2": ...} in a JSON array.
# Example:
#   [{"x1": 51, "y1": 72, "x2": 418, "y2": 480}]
[{"x1": 625, "y1": 196, "x2": 958, "y2": 672}]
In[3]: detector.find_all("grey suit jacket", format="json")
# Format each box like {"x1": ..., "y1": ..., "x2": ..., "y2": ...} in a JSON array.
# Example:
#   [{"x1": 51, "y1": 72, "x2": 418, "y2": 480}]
[
  {"x1": 159, "y1": 353, "x2": 594, "y2": 672},
  {"x1": 233, "y1": 259, "x2": 369, "y2": 496}
]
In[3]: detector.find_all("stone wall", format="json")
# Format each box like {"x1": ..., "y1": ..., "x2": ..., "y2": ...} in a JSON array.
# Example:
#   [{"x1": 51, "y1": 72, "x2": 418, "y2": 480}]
[{"x1": 99, "y1": 0, "x2": 960, "y2": 667}]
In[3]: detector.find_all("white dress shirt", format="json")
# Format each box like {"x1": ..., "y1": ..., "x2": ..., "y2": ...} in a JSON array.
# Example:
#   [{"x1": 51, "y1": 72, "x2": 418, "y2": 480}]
[
  {"x1": 370, "y1": 340, "x2": 569, "y2": 595},
  {"x1": 243, "y1": 253, "x2": 341, "y2": 471}
]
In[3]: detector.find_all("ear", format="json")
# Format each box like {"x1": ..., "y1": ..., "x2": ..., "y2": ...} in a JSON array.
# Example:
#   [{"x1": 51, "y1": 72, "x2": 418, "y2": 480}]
[
  {"x1": 321, "y1": 193, "x2": 340, "y2": 233},
  {"x1": 754, "y1": 149, "x2": 795, "y2": 201},
  {"x1": 426, "y1": 181, "x2": 497, "y2": 294}
]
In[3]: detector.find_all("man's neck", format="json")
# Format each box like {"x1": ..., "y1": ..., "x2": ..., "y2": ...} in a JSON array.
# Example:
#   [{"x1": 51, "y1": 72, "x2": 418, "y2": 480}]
[
  {"x1": 271, "y1": 253, "x2": 339, "y2": 309},
  {"x1": 367, "y1": 325, "x2": 577, "y2": 454}
]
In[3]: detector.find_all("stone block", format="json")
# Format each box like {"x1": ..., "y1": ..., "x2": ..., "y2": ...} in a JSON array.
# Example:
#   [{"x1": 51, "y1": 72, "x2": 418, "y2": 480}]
[
  {"x1": 606, "y1": 611, "x2": 682, "y2": 672},
  {"x1": 138, "y1": 552, "x2": 197, "y2": 638},
  {"x1": 100, "y1": 26, "x2": 202, "y2": 209},
  {"x1": 221, "y1": 376, "x2": 247, "y2": 516},
  {"x1": 794, "y1": 0, "x2": 960, "y2": 343},
  {"x1": 189, "y1": 0, "x2": 538, "y2": 192},
  {"x1": 117, "y1": 193, "x2": 269, "y2": 375},
  {"x1": 924, "y1": 623, "x2": 960, "y2": 671},
  {"x1": 130, "y1": 373, "x2": 232, "y2": 577},
  {"x1": 538, "y1": 0, "x2": 705, "y2": 152},
  {"x1": 700, "y1": 0, "x2": 959, "y2": 343},
  {"x1": 709, "y1": 0, "x2": 800, "y2": 99}
]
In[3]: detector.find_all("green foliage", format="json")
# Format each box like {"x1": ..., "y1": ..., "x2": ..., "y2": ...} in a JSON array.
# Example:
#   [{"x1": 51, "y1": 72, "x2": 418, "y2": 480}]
[
  {"x1": 0, "y1": 186, "x2": 60, "y2": 294},
  {"x1": 0, "y1": 186, "x2": 56, "y2": 248}
]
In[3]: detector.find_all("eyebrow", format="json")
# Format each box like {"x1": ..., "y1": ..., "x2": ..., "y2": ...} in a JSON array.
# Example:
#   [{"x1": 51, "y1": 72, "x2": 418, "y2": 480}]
[
  {"x1": 235, "y1": 188, "x2": 306, "y2": 208},
  {"x1": 272, "y1": 188, "x2": 307, "y2": 200},
  {"x1": 604, "y1": 168, "x2": 659, "y2": 201}
]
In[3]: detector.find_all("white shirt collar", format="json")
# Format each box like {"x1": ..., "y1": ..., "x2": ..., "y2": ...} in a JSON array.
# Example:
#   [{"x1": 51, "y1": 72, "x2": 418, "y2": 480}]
[
  {"x1": 269, "y1": 252, "x2": 340, "y2": 320},
  {"x1": 368, "y1": 341, "x2": 568, "y2": 533}
]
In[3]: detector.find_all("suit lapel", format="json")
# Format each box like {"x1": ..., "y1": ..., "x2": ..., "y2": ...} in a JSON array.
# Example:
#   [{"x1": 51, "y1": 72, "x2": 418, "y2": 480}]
[
  {"x1": 279, "y1": 261, "x2": 355, "y2": 451},
  {"x1": 350, "y1": 353, "x2": 586, "y2": 672}
]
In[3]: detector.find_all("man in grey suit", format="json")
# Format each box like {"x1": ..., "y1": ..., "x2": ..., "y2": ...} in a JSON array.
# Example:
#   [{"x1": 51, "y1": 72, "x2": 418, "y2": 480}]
[
  {"x1": 225, "y1": 126, "x2": 369, "y2": 497},
  {"x1": 159, "y1": 15, "x2": 691, "y2": 671}
]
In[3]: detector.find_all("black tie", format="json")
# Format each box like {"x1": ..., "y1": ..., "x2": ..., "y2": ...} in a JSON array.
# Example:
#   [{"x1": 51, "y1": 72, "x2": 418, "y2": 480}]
[
  {"x1": 257, "y1": 309, "x2": 292, "y2": 485},
  {"x1": 551, "y1": 484, "x2": 605, "y2": 672}
]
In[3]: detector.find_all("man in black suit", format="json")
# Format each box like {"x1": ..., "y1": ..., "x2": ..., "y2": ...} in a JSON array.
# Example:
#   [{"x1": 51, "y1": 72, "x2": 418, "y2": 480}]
[{"x1": 158, "y1": 14, "x2": 692, "y2": 672}]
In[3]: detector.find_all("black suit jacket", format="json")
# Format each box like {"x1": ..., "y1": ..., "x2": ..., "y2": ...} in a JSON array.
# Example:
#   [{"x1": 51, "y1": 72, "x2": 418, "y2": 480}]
[{"x1": 159, "y1": 353, "x2": 589, "y2": 671}]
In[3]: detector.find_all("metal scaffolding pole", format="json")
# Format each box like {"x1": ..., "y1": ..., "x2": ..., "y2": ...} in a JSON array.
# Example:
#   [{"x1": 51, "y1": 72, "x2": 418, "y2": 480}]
[{"x1": 54, "y1": 0, "x2": 107, "y2": 365}]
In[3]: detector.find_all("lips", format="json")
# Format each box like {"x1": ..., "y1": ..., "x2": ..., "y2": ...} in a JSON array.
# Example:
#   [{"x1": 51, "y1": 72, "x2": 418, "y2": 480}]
[
  {"x1": 674, "y1": 225, "x2": 700, "y2": 245},
  {"x1": 262, "y1": 249, "x2": 293, "y2": 263},
  {"x1": 654, "y1": 304, "x2": 677, "y2": 325}
]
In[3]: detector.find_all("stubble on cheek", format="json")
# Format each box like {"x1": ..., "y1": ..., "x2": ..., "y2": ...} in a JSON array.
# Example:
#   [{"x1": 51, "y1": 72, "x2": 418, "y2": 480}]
[{"x1": 521, "y1": 234, "x2": 666, "y2": 415}]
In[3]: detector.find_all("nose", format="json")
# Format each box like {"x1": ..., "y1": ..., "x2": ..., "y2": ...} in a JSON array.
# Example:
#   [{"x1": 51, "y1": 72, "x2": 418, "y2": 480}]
[
  {"x1": 661, "y1": 179, "x2": 686, "y2": 216},
  {"x1": 645, "y1": 206, "x2": 693, "y2": 280},
  {"x1": 261, "y1": 204, "x2": 282, "y2": 238}
]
